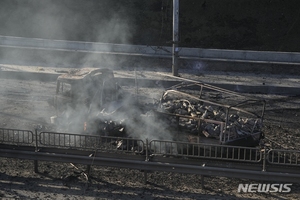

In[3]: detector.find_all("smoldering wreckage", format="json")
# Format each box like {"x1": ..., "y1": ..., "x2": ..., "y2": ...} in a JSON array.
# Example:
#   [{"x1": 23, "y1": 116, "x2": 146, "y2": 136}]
[{"x1": 48, "y1": 68, "x2": 266, "y2": 153}]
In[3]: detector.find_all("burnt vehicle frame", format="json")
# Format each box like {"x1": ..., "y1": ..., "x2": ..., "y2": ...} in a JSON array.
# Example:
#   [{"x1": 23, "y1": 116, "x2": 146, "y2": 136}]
[
  {"x1": 50, "y1": 68, "x2": 266, "y2": 148},
  {"x1": 156, "y1": 81, "x2": 266, "y2": 147},
  {"x1": 54, "y1": 68, "x2": 119, "y2": 111},
  {"x1": 51, "y1": 68, "x2": 125, "y2": 132}
]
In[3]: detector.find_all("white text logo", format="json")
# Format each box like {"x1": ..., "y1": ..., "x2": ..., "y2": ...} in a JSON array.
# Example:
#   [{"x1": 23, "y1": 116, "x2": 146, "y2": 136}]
[{"x1": 237, "y1": 183, "x2": 292, "y2": 193}]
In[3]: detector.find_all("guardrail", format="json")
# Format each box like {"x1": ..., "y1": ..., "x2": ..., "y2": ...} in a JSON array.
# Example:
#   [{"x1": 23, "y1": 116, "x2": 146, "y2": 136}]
[
  {"x1": 1, "y1": 35, "x2": 300, "y2": 64},
  {"x1": 0, "y1": 127, "x2": 300, "y2": 167},
  {"x1": 39, "y1": 131, "x2": 99, "y2": 149},
  {"x1": 268, "y1": 149, "x2": 300, "y2": 166},
  {"x1": 149, "y1": 140, "x2": 262, "y2": 163},
  {"x1": 0, "y1": 128, "x2": 298, "y2": 166},
  {"x1": 0, "y1": 128, "x2": 34, "y2": 145},
  {"x1": 39, "y1": 131, "x2": 144, "y2": 153},
  {"x1": 1, "y1": 127, "x2": 300, "y2": 184}
]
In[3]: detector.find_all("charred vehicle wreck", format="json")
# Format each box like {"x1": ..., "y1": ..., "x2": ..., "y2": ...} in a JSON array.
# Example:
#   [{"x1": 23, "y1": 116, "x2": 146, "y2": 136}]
[
  {"x1": 50, "y1": 68, "x2": 136, "y2": 133},
  {"x1": 156, "y1": 82, "x2": 266, "y2": 147},
  {"x1": 49, "y1": 69, "x2": 266, "y2": 148}
]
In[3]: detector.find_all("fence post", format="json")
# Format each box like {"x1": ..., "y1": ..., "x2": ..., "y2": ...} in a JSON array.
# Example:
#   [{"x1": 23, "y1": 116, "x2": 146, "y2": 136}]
[
  {"x1": 201, "y1": 175, "x2": 205, "y2": 189},
  {"x1": 262, "y1": 146, "x2": 267, "y2": 172},
  {"x1": 144, "y1": 139, "x2": 149, "y2": 184},
  {"x1": 34, "y1": 129, "x2": 39, "y2": 173},
  {"x1": 86, "y1": 164, "x2": 91, "y2": 181}
]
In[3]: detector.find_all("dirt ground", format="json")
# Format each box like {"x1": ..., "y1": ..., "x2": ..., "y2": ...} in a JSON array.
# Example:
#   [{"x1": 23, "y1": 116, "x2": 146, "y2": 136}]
[
  {"x1": 1, "y1": 159, "x2": 300, "y2": 200},
  {"x1": 0, "y1": 70, "x2": 300, "y2": 199}
]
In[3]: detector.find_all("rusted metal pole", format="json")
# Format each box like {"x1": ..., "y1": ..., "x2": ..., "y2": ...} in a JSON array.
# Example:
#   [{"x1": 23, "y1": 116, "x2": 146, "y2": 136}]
[{"x1": 172, "y1": 0, "x2": 179, "y2": 76}]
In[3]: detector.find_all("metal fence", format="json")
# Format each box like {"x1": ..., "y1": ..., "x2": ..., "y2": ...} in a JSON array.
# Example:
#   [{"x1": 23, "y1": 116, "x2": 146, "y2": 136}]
[
  {"x1": 1, "y1": 128, "x2": 300, "y2": 167},
  {"x1": 268, "y1": 149, "x2": 300, "y2": 166},
  {"x1": 0, "y1": 128, "x2": 34, "y2": 145},
  {"x1": 39, "y1": 131, "x2": 99, "y2": 149},
  {"x1": 149, "y1": 140, "x2": 262, "y2": 162},
  {"x1": 38, "y1": 132, "x2": 144, "y2": 153}
]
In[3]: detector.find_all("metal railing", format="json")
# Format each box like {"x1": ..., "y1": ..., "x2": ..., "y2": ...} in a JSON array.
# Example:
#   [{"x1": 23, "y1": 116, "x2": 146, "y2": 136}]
[
  {"x1": 268, "y1": 149, "x2": 300, "y2": 166},
  {"x1": 1, "y1": 128, "x2": 300, "y2": 167},
  {"x1": 99, "y1": 136, "x2": 144, "y2": 153},
  {"x1": 39, "y1": 131, "x2": 99, "y2": 149},
  {"x1": 1, "y1": 35, "x2": 300, "y2": 64},
  {"x1": 1, "y1": 127, "x2": 300, "y2": 184},
  {"x1": 0, "y1": 128, "x2": 34, "y2": 145},
  {"x1": 149, "y1": 140, "x2": 262, "y2": 162},
  {"x1": 38, "y1": 132, "x2": 144, "y2": 153}
]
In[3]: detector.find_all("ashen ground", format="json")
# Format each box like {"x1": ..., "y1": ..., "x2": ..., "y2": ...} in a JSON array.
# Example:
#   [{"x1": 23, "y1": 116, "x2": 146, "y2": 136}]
[{"x1": 0, "y1": 66, "x2": 300, "y2": 199}]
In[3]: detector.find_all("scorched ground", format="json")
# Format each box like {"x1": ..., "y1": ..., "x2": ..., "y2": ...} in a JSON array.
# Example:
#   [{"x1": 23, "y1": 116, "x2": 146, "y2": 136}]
[{"x1": 0, "y1": 76, "x2": 300, "y2": 199}]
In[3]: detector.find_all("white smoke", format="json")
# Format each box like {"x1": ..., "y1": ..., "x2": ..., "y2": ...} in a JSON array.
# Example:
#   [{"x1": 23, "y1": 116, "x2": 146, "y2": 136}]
[
  {"x1": 0, "y1": 1, "x2": 177, "y2": 144},
  {"x1": 0, "y1": 1, "x2": 136, "y2": 67}
]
